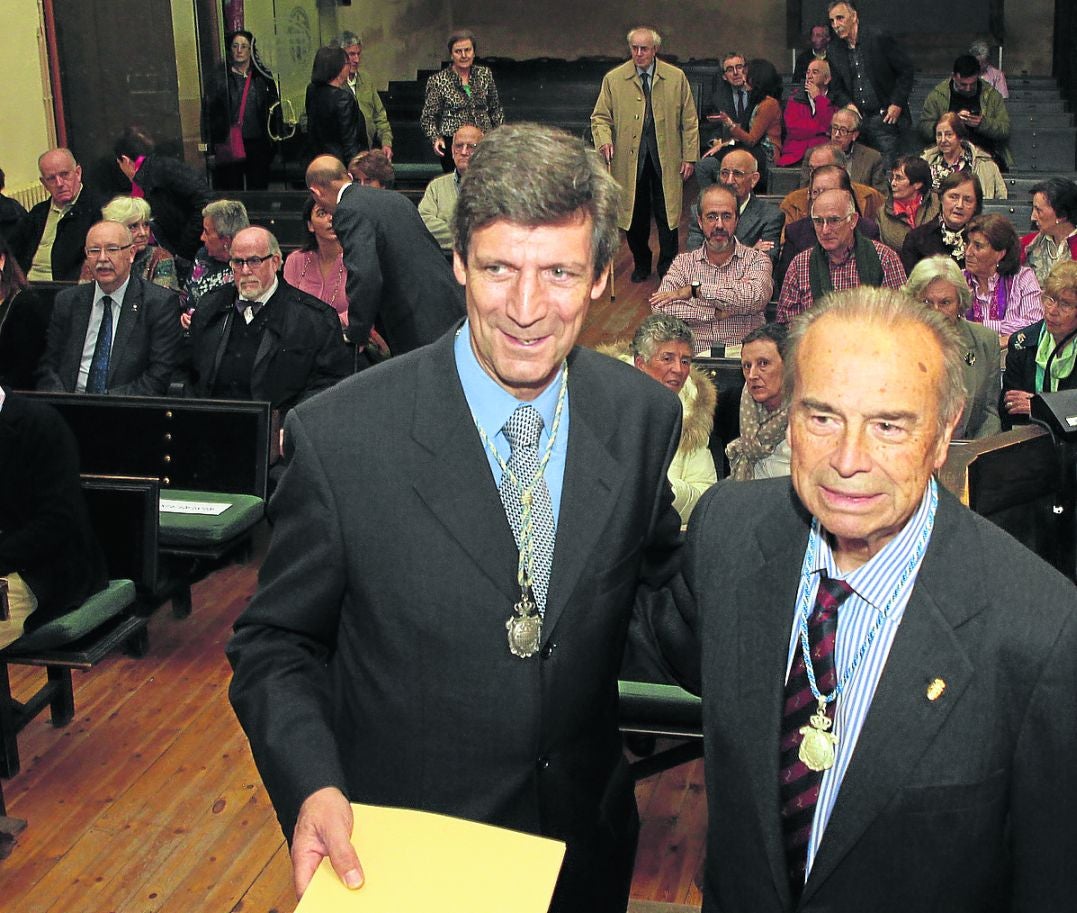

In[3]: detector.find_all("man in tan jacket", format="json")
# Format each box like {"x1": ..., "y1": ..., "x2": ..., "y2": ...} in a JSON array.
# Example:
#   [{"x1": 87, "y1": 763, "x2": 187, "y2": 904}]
[{"x1": 591, "y1": 26, "x2": 699, "y2": 283}]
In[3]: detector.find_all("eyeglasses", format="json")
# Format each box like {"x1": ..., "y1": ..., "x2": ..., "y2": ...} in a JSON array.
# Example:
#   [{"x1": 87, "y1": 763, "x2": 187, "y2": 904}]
[
  {"x1": 719, "y1": 168, "x2": 750, "y2": 180},
  {"x1": 810, "y1": 215, "x2": 853, "y2": 228},
  {"x1": 723, "y1": 63, "x2": 746, "y2": 73},
  {"x1": 1043, "y1": 294, "x2": 1077, "y2": 313},
  {"x1": 229, "y1": 254, "x2": 275, "y2": 270},
  {"x1": 701, "y1": 212, "x2": 737, "y2": 224},
  {"x1": 829, "y1": 125, "x2": 854, "y2": 136},
  {"x1": 85, "y1": 244, "x2": 133, "y2": 258},
  {"x1": 452, "y1": 142, "x2": 480, "y2": 153}
]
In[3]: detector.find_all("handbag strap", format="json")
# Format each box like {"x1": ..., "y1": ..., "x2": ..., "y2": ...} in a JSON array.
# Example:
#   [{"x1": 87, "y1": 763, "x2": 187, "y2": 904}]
[{"x1": 234, "y1": 72, "x2": 253, "y2": 127}]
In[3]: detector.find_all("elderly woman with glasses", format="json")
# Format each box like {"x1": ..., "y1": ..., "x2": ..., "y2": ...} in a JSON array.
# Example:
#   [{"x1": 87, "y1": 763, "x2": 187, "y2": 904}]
[
  {"x1": 1002, "y1": 261, "x2": 1077, "y2": 425},
  {"x1": 922, "y1": 112, "x2": 1006, "y2": 199},
  {"x1": 79, "y1": 196, "x2": 178, "y2": 292},
  {"x1": 905, "y1": 256, "x2": 1000, "y2": 439}
]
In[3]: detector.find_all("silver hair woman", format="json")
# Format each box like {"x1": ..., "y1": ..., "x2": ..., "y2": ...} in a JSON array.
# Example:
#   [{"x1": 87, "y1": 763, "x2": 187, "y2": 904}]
[{"x1": 79, "y1": 194, "x2": 178, "y2": 292}]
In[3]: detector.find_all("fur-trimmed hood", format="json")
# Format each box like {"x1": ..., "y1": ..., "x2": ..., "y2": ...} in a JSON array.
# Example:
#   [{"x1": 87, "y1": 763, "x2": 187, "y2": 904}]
[{"x1": 595, "y1": 342, "x2": 716, "y2": 453}]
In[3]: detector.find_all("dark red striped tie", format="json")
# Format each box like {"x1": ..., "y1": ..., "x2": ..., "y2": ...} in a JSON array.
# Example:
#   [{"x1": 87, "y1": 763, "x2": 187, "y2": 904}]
[{"x1": 779, "y1": 573, "x2": 854, "y2": 897}]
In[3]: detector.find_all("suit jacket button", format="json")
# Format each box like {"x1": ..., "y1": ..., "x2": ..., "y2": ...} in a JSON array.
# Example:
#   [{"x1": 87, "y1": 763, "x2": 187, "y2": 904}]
[{"x1": 541, "y1": 641, "x2": 556, "y2": 660}]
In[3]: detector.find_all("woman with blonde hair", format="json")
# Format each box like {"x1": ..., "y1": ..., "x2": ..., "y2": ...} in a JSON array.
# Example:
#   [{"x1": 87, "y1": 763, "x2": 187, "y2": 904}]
[{"x1": 80, "y1": 195, "x2": 178, "y2": 292}]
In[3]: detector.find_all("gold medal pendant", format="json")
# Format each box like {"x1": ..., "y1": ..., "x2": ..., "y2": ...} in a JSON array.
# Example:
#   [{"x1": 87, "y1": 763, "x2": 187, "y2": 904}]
[
  {"x1": 798, "y1": 698, "x2": 838, "y2": 772},
  {"x1": 507, "y1": 589, "x2": 542, "y2": 658}
]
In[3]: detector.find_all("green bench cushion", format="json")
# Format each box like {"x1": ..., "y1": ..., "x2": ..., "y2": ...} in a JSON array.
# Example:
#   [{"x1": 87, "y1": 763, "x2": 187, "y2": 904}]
[
  {"x1": 5, "y1": 579, "x2": 136, "y2": 653},
  {"x1": 618, "y1": 680, "x2": 702, "y2": 731},
  {"x1": 158, "y1": 490, "x2": 264, "y2": 547}
]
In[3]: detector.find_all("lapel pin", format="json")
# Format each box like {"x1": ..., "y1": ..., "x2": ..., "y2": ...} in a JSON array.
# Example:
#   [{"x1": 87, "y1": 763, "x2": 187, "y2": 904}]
[
  {"x1": 926, "y1": 678, "x2": 946, "y2": 701},
  {"x1": 963, "y1": 351, "x2": 976, "y2": 366}
]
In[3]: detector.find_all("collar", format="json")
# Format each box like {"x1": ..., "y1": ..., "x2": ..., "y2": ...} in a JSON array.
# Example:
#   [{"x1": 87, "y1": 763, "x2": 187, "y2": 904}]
[
  {"x1": 94, "y1": 276, "x2": 131, "y2": 308},
  {"x1": 237, "y1": 276, "x2": 278, "y2": 307},
  {"x1": 51, "y1": 185, "x2": 82, "y2": 216},
  {"x1": 336, "y1": 181, "x2": 354, "y2": 205},
  {"x1": 635, "y1": 62, "x2": 656, "y2": 79},
  {"x1": 454, "y1": 319, "x2": 564, "y2": 447},
  {"x1": 692, "y1": 236, "x2": 749, "y2": 268},
  {"x1": 738, "y1": 194, "x2": 752, "y2": 215},
  {"x1": 0, "y1": 387, "x2": 6, "y2": 414},
  {"x1": 825, "y1": 241, "x2": 857, "y2": 267}
]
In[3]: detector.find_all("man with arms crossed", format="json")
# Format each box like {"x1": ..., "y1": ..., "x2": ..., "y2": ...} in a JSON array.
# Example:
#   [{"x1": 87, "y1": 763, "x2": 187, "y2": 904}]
[{"x1": 228, "y1": 124, "x2": 683, "y2": 913}]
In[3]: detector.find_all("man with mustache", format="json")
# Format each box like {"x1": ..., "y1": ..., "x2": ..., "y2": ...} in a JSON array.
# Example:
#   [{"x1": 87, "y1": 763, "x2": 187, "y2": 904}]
[
  {"x1": 36, "y1": 220, "x2": 181, "y2": 395},
  {"x1": 650, "y1": 183, "x2": 773, "y2": 354}
]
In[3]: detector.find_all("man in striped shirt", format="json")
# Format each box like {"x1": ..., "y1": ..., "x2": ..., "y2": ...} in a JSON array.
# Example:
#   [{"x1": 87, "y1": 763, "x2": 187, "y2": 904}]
[
  {"x1": 777, "y1": 187, "x2": 905, "y2": 322},
  {"x1": 649, "y1": 184, "x2": 773, "y2": 353}
]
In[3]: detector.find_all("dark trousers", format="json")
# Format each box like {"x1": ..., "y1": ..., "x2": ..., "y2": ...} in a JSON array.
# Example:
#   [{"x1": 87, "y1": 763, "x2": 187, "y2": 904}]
[
  {"x1": 627, "y1": 154, "x2": 678, "y2": 277},
  {"x1": 858, "y1": 113, "x2": 901, "y2": 171},
  {"x1": 213, "y1": 137, "x2": 274, "y2": 190}
]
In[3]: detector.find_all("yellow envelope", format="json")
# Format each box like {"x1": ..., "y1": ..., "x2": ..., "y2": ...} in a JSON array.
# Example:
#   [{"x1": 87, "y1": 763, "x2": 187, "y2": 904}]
[{"x1": 295, "y1": 803, "x2": 566, "y2": 912}]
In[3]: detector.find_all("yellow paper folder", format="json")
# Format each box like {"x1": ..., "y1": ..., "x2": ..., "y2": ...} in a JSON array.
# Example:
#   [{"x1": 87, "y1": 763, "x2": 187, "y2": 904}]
[{"x1": 294, "y1": 803, "x2": 567, "y2": 912}]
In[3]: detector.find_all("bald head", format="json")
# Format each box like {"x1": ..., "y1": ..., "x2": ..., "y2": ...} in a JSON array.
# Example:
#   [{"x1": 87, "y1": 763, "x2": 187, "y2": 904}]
[
  {"x1": 38, "y1": 148, "x2": 83, "y2": 207},
  {"x1": 719, "y1": 148, "x2": 760, "y2": 204},
  {"x1": 305, "y1": 155, "x2": 352, "y2": 212}
]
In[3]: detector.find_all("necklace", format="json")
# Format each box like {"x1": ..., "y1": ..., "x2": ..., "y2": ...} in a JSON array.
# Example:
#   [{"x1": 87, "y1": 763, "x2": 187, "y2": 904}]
[
  {"x1": 794, "y1": 479, "x2": 938, "y2": 771},
  {"x1": 472, "y1": 364, "x2": 569, "y2": 657},
  {"x1": 298, "y1": 250, "x2": 344, "y2": 307}
]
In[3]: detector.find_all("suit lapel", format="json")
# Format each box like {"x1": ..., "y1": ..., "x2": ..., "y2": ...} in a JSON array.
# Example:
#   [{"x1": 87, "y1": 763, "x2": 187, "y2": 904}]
[
  {"x1": 801, "y1": 497, "x2": 981, "y2": 902},
  {"x1": 108, "y1": 278, "x2": 140, "y2": 385},
  {"x1": 65, "y1": 287, "x2": 95, "y2": 389},
  {"x1": 251, "y1": 285, "x2": 285, "y2": 393},
  {"x1": 410, "y1": 332, "x2": 519, "y2": 604}
]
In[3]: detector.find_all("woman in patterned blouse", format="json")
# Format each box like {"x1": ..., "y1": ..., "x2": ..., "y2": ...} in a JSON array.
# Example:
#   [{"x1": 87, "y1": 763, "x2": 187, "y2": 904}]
[{"x1": 420, "y1": 29, "x2": 504, "y2": 172}]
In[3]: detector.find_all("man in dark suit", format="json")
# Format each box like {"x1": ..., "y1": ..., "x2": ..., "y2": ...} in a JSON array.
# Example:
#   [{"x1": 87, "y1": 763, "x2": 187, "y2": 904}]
[
  {"x1": 228, "y1": 125, "x2": 683, "y2": 913},
  {"x1": 0, "y1": 387, "x2": 107, "y2": 649},
  {"x1": 825, "y1": 1, "x2": 914, "y2": 169},
  {"x1": 36, "y1": 221, "x2": 181, "y2": 396},
  {"x1": 675, "y1": 287, "x2": 1077, "y2": 911},
  {"x1": 696, "y1": 50, "x2": 755, "y2": 189},
  {"x1": 186, "y1": 226, "x2": 351, "y2": 415},
  {"x1": 305, "y1": 154, "x2": 464, "y2": 357},
  {"x1": 8, "y1": 148, "x2": 102, "y2": 282}
]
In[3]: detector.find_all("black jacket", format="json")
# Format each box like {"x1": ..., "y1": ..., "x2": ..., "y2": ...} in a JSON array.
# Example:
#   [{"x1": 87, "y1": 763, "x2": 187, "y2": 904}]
[
  {"x1": 8, "y1": 187, "x2": 103, "y2": 281},
  {"x1": 305, "y1": 84, "x2": 366, "y2": 164},
  {"x1": 132, "y1": 155, "x2": 212, "y2": 262},
  {"x1": 698, "y1": 77, "x2": 754, "y2": 152},
  {"x1": 0, "y1": 389, "x2": 107, "y2": 627},
  {"x1": 187, "y1": 279, "x2": 352, "y2": 414},
  {"x1": 1002, "y1": 319, "x2": 1077, "y2": 428},
  {"x1": 0, "y1": 287, "x2": 52, "y2": 391},
  {"x1": 202, "y1": 67, "x2": 279, "y2": 145},
  {"x1": 826, "y1": 24, "x2": 914, "y2": 118}
]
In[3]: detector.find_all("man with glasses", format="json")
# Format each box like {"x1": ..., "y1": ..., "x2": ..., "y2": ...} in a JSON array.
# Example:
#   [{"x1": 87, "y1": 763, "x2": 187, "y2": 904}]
[
  {"x1": 827, "y1": 108, "x2": 887, "y2": 195},
  {"x1": 186, "y1": 226, "x2": 350, "y2": 414},
  {"x1": 36, "y1": 221, "x2": 181, "y2": 395},
  {"x1": 687, "y1": 148, "x2": 783, "y2": 266},
  {"x1": 777, "y1": 187, "x2": 905, "y2": 322},
  {"x1": 418, "y1": 125, "x2": 483, "y2": 252},
  {"x1": 695, "y1": 51, "x2": 754, "y2": 190},
  {"x1": 780, "y1": 143, "x2": 884, "y2": 226},
  {"x1": 10, "y1": 148, "x2": 103, "y2": 281},
  {"x1": 651, "y1": 184, "x2": 773, "y2": 352}
]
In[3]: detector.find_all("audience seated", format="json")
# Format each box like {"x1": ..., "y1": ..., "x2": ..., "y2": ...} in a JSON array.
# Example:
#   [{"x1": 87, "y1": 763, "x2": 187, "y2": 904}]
[
  {"x1": 900, "y1": 171, "x2": 983, "y2": 274},
  {"x1": 182, "y1": 199, "x2": 249, "y2": 325},
  {"x1": 418, "y1": 125, "x2": 483, "y2": 252},
  {"x1": 9, "y1": 148, "x2": 102, "y2": 282},
  {"x1": 0, "y1": 236, "x2": 49, "y2": 390},
  {"x1": 777, "y1": 59, "x2": 833, "y2": 167},
  {"x1": 905, "y1": 256, "x2": 1000, "y2": 439},
  {"x1": 186, "y1": 226, "x2": 351, "y2": 416},
  {"x1": 79, "y1": 195, "x2": 178, "y2": 292},
  {"x1": 922, "y1": 112, "x2": 1006, "y2": 199},
  {"x1": 36, "y1": 221, "x2": 182, "y2": 396},
  {"x1": 878, "y1": 154, "x2": 940, "y2": 252},
  {"x1": 1002, "y1": 261, "x2": 1077, "y2": 426},
  {"x1": 824, "y1": 108, "x2": 887, "y2": 195},
  {"x1": 1021, "y1": 178, "x2": 1077, "y2": 287},
  {"x1": 969, "y1": 39, "x2": 1008, "y2": 99},
  {"x1": 725, "y1": 323, "x2": 790, "y2": 480},
  {"x1": 962, "y1": 213, "x2": 1044, "y2": 345},
  {"x1": 696, "y1": 50, "x2": 755, "y2": 189},
  {"x1": 0, "y1": 167, "x2": 27, "y2": 243},
  {"x1": 776, "y1": 164, "x2": 880, "y2": 288},
  {"x1": 599, "y1": 314, "x2": 716, "y2": 524},
  {"x1": 791, "y1": 24, "x2": 830, "y2": 86},
  {"x1": 348, "y1": 150, "x2": 395, "y2": 188},
  {"x1": 919, "y1": 54, "x2": 1012, "y2": 170},
  {"x1": 777, "y1": 187, "x2": 906, "y2": 322},
  {"x1": 114, "y1": 126, "x2": 213, "y2": 263},
  {"x1": 780, "y1": 143, "x2": 884, "y2": 225},
  {"x1": 651, "y1": 184, "x2": 773, "y2": 353},
  {"x1": 687, "y1": 149, "x2": 782, "y2": 263},
  {"x1": 0, "y1": 387, "x2": 107, "y2": 650}
]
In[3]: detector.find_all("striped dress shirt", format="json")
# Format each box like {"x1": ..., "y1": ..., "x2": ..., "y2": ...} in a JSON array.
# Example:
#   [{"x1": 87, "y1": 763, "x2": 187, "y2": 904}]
[
  {"x1": 964, "y1": 266, "x2": 1044, "y2": 338},
  {"x1": 776, "y1": 240, "x2": 907, "y2": 323},
  {"x1": 653, "y1": 240, "x2": 773, "y2": 352},
  {"x1": 784, "y1": 480, "x2": 936, "y2": 881}
]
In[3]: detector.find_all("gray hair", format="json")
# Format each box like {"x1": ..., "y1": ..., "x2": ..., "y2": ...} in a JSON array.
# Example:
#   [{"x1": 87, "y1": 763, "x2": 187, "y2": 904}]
[
  {"x1": 783, "y1": 286, "x2": 968, "y2": 435},
  {"x1": 335, "y1": 30, "x2": 362, "y2": 49},
  {"x1": 453, "y1": 123, "x2": 620, "y2": 281},
  {"x1": 631, "y1": 313, "x2": 694, "y2": 360},
  {"x1": 968, "y1": 40, "x2": 990, "y2": 61},
  {"x1": 721, "y1": 50, "x2": 745, "y2": 68},
  {"x1": 831, "y1": 107, "x2": 863, "y2": 131},
  {"x1": 905, "y1": 256, "x2": 973, "y2": 312},
  {"x1": 627, "y1": 26, "x2": 662, "y2": 49},
  {"x1": 202, "y1": 199, "x2": 250, "y2": 239},
  {"x1": 810, "y1": 188, "x2": 856, "y2": 218},
  {"x1": 102, "y1": 195, "x2": 152, "y2": 223}
]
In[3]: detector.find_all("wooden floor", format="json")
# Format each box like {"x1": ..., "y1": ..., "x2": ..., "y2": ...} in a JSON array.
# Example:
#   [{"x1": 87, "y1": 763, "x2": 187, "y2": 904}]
[{"x1": 0, "y1": 231, "x2": 706, "y2": 913}]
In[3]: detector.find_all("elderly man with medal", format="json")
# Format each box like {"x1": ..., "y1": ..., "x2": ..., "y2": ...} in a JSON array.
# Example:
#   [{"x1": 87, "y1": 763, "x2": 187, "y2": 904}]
[
  {"x1": 672, "y1": 285, "x2": 1077, "y2": 911},
  {"x1": 227, "y1": 123, "x2": 685, "y2": 913}
]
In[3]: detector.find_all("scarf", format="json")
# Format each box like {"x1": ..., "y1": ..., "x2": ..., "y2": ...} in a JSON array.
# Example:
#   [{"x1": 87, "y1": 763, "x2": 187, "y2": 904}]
[
  {"x1": 808, "y1": 231, "x2": 884, "y2": 303},
  {"x1": 964, "y1": 270, "x2": 1008, "y2": 322},
  {"x1": 1034, "y1": 323, "x2": 1077, "y2": 393},
  {"x1": 931, "y1": 143, "x2": 973, "y2": 190},
  {"x1": 726, "y1": 385, "x2": 789, "y2": 481},
  {"x1": 892, "y1": 194, "x2": 922, "y2": 228},
  {"x1": 941, "y1": 223, "x2": 967, "y2": 263}
]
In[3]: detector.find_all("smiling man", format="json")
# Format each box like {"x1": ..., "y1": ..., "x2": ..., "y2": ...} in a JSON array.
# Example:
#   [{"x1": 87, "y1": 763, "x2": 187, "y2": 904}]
[
  {"x1": 229, "y1": 124, "x2": 684, "y2": 913},
  {"x1": 679, "y1": 286, "x2": 1077, "y2": 911},
  {"x1": 36, "y1": 220, "x2": 180, "y2": 395}
]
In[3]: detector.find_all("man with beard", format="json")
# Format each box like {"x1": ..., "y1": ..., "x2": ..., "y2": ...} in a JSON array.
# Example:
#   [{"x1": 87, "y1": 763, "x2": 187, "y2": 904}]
[{"x1": 650, "y1": 183, "x2": 773, "y2": 353}]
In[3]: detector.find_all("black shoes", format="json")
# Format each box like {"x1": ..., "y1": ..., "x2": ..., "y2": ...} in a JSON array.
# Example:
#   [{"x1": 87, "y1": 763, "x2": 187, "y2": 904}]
[{"x1": 630, "y1": 267, "x2": 652, "y2": 283}]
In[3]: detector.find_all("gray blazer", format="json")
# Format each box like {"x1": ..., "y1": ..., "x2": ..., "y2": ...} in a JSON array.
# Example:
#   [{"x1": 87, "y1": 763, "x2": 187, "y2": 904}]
[
  {"x1": 36, "y1": 277, "x2": 181, "y2": 396},
  {"x1": 687, "y1": 193, "x2": 783, "y2": 265},
  {"x1": 955, "y1": 318, "x2": 1001, "y2": 439},
  {"x1": 679, "y1": 478, "x2": 1077, "y2": 912}
]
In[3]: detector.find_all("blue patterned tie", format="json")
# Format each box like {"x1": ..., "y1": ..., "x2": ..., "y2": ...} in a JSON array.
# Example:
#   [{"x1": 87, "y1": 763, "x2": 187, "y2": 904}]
[
  {"x1": 499, "y1": 405, "x2": 556, "y2": 613},
  {"x1": 86, "y1": 296, "x2": 113, "y2": 394}
]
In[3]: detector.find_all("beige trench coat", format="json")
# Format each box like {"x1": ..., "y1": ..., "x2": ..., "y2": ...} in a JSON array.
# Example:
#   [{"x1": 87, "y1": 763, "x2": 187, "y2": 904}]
[{"x1": 590, "y1": 59, "x2": 699, "y2": 231}]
